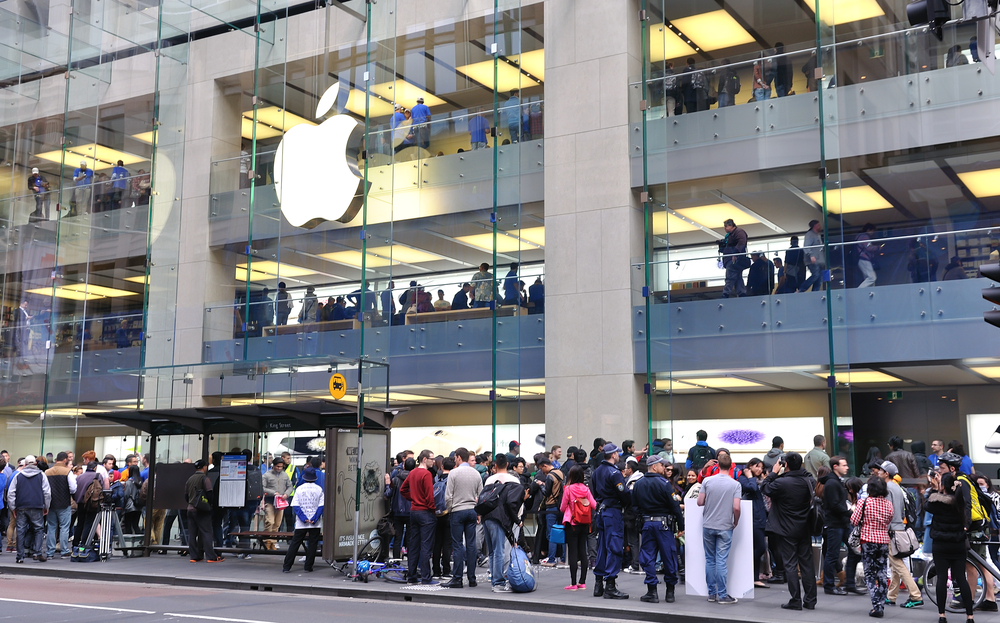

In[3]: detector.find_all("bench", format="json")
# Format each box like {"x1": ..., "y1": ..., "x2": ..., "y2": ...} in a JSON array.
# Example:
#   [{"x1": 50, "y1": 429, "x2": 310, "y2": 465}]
[
  {"x1": 404, "y1": 305, "x2": 527, "y2": 325},
  {"x1": 228, "y1": 530, "x2": 296, "y2": 551},
  {"x1": 264, "y1": 319, "x2": 363, "y2": 335}
]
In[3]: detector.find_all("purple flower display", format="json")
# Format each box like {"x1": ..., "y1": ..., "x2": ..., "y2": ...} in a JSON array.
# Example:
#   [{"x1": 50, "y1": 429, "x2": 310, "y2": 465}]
[{"x1": 719, "y1": 429, "x2": 765, "y2": 446}]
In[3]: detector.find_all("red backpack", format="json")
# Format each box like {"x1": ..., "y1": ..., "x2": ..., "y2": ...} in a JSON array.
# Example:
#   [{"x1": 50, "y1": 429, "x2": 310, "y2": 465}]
[{"x1": 571, "y1": 494, "x2": 592, "y2": 525}]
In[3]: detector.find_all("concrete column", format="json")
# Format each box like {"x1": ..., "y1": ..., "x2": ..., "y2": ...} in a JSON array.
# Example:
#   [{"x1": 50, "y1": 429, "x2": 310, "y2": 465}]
[{"x1": 543, "y1": 0, "x2": 647, "y2": 450}]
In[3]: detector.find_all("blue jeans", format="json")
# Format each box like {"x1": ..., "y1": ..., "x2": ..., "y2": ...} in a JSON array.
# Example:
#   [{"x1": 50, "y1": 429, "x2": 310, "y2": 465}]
[
  {"x1": 922, "y1": 511, "x2": 933, "y2": 555},
  {"x1": 473, "y1": 300, "x2": 491, "y2": 309},
  {"x1": 754, "y1": 87, "x2": 771, "y2": 101},
  {"x1": 718, "y1": 92, "x2": 734, "y2": 107},
  {"x1": 484, "y1": 518, "x2": 509, "y2": 586},
  {"x1": 450, "y1": 509, "x2": 478, "y2": 582},
  {"x1": 704, "y1": 527, "x2": 733, "y2": 599},
  {"x1": 407, "y1": 509, "x2": 436, "y2": 583},
  {"x1": 46, "y1": 506, "x2": 73, "y2": 557},
  {"x1": 545, "y1": 510, "x2": 563, "y2": 562}
]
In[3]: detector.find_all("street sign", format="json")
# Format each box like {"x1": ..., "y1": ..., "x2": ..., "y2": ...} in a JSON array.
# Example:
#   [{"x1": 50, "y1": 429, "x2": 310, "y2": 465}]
[{"x1": 329, "y1": 373, "x2": 347, "y2": 400}]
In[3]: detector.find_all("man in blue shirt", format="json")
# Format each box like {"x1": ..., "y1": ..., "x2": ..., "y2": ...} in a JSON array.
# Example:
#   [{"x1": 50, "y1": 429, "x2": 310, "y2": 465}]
[
  {"x1": 468, "y1": 114, "x2": 489, "y2": 150},
  {"x1": 409, "y1": 97, "x2": 431, "y2": 149},
  {"x1": 505, "y1": 91, "x2": 521, "y2": 143},
  {"x1": 71, "y1": 160, "x2": 93, "y2": 216},
  {"x1": 110, "y1": 159, "x2": 130, "y2": 210},
  {"x1": 502, "y1": 263, "x2": 519, "y2": 305},
  {"x1": 528, "y1": 277, "x2": 544, "y2": 314}
]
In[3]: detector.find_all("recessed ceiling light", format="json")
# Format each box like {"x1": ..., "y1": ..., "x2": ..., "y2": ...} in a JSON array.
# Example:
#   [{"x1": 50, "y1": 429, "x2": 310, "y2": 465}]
[
  {"x1": 670, "y1": 10, "x2": 755, "y2": 52},
  {"x1": 674, "y1": 203, "x2": 760, "y2": 229},
  {"x1": 805, "y1": 185, "x2": 893, "y2": 214},
  {"x1": 957, "y1": 168, "x2": 1000, "y2": 198},
  {"x1": 648, "y1": 27, "x2": 696, "y2": 61},
  {"x1": 812, "y1": 0, "x2": 885, "y2": 25},
  {"x1": 815, "y1": 370, "x2": 900, "y2": 383}
]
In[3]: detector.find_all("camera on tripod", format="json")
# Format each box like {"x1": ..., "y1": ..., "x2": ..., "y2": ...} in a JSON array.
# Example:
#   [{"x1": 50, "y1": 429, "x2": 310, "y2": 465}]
[{"x1": 99, "y1": 489, "x2": 115, "y2": 509}]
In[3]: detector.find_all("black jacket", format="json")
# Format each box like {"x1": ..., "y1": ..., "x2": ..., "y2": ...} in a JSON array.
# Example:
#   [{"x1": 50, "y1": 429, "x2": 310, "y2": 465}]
[
  {"x1": 820, "y1": 472, "x2": 851, "y2": 529},
  {"x1": 926, "y1": 487, "x2": 971, "y2": 544},
  {"x1": 738, "y1": 473, "x2": 767, "y2": 530},
  {"x1": 483, "y1": 481, "x2": 526, "y2": 540},
  {"x1": 761, "y1": 469, "x2": 816, "y2": 537}
]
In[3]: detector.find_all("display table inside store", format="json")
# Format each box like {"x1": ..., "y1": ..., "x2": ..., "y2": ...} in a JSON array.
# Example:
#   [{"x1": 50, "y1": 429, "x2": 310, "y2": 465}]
[
  {"x1": 264, "y1": 319, "x2": 364, "y2": 335},
  {"x1": 404, "y1": 305, "x2": 526, "y2": 325},
  {"x1": 654, "y1": 286, "x2": 725, "y2": 302}
]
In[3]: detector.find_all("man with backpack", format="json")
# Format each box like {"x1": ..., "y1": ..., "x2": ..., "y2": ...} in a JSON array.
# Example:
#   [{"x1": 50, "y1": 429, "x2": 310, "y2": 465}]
[
  {"x1": 686, "y1": 430, "x2": 716, "y2": 471},
  {"x1": 536, "y1": 457, "x2": 564, "y2": 567},
  {"x1": 946, "y1": 454, "x2": 998, "y2": 611},
  {"x1": 717, "y1": 60, "x2": 741, "y2": 108},
  {"x1": 479, "y1": 453, "x2": 525, "y2": 592},
  {"x1": 875, "y1": 461, "x2": 923, "y2": 608},
  {"x1": 633, "y1": 455, "x2": 683, "y2": 604},
  {"x1": 400, "y1": 449, "x2": 436, "y2": 585},
  {"x1": 444, "y1": 448, "x2": 482, "y2": 588},
  {"x1": 431, "y1": 457, "x2": 453, "y2": 579},
  {"x1": 384, "y1": 457, "x2": 413, "y2": 559},
  {"x1": 185, "y1": 459, "x2": 222, "y2": 563}
]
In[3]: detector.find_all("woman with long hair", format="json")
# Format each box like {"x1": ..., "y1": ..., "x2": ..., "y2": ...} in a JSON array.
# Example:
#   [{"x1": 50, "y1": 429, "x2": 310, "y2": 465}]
[
  {"x1": 559, "y1": 465, "x2": 596, "y2": 590},
  {"x1": 852, "y1": 476, "x2": 894, "y2": 618},
  {"x1": 738, "y1": 458, "x2": 768, "y2": 587},
  {"x1": 927, "y1": 459, "x2": 974, "y2": 623},
  {"x1": 862, "y1": 447, "x2": 882, "y2": 476},
  {"x1": 121, "y1": 465, "x2": 143, "y2": 535}
]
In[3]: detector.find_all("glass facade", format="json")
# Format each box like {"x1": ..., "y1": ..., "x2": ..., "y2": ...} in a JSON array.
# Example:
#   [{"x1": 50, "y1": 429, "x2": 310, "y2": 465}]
[{"x1": 632, "y1": 0, "x2": 1000, "y2": 470}]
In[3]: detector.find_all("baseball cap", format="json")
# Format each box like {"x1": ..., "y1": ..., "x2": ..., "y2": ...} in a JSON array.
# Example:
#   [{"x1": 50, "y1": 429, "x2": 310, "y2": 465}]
[
  {"x1": 302, "y1": 466, "x2": 317, "y2": 482},
  {"x1": 31, "y1": 167, "x2": 39, "y2": 174},
  {"x1": 647, "y1": 455, "x2": 666, "y2": 466},
  {"x1": 509, "y1": 440, "x2": 520, "y2": 450},
  {"x1": 193, "y1": 459, "x2": 207, "y2": 469},
  {"x1": 602, "y1": 442, "x2": 623, "y2": 455},
  {"x1": 80, "y1": 160, "x2": 87, "y2": 166},
  {"x1": 416, "y1": 97, "x2": 424, "y2": 103},
  {"x1": 880, "y1": 460, "x2": 898, "y2": 478},
  {"x1": 24, "y1": 454, "x2": 36, "y2": 465}
]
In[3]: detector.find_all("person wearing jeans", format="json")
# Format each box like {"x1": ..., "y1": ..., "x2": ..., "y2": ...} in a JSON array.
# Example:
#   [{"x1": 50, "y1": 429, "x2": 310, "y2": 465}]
[
  {"x1": 443, "y1": 448, "x2": 483, "y2": 589},
  {"x1": 484, "y1": 516, "x2": 510, "y2": 586},
  {"x1": 697, "y1": 449, "x2": 742, "y2": 604},
  {"x1": 46, "y1": 506, "x2": 72, "y2": 559},
  {"x1": 400, "y1": 449, "x2": 437, "y2": 584}
]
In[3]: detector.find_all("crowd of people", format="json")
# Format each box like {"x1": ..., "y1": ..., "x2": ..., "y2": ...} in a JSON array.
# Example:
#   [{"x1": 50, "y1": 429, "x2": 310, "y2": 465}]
[{"x1": 4, "y1": 433, "x2": 998, "y2": 623}]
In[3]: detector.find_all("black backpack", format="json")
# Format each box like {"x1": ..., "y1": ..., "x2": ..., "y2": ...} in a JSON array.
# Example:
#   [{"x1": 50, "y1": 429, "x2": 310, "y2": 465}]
[
  {"x1": 689, "y1": 445, "x2": 714, "y2": 470},
  {"x1": 475, "y1": 482, "x2": 503, "y2": 516},
  {"x1": 901, "y1": 487, "x2": 919, "y2": 527}
]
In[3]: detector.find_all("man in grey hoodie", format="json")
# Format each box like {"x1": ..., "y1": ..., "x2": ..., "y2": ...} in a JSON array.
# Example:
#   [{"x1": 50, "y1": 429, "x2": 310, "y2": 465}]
[
  {"x1": 762, "y1": 436, "x2": 785, "y2": 471},
  {"x1": 7, "y1": 455, "x2": 51, "y2": 562}
]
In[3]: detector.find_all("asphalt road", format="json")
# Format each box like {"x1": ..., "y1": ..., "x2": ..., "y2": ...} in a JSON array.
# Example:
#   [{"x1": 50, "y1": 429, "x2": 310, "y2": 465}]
[{"x1": 0, "y1": 575, "x2": 607, "y2": 622}]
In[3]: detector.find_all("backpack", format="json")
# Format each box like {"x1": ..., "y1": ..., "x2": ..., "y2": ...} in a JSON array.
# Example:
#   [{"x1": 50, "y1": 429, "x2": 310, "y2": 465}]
[
  {"x1": 506, "y1": 545, "x2": 537, "y2": 593},
  {"x1": 571, "y1": 493, "x2": 592, "y2": 525},
  {"x1": 246, "y1": 468, "x2": 263, "y2": 503},
  {"x1": 545, "y1": 470, "x2": 564, "y2": 508},
  {"x1": 689, "y1": 445, "x2": 714, "y2": 470},
  {"x1": 960, "y1": 474, "x2": 990, "y2": 523},
  {"x1": 691, "y1": 70, "x2": 707, "y2": 91},
  {"x1": 433, "y1": 477, "x2": 448, "y2": 516},
  {"x1": 901, "y1": 487, "x2": 919, "y2": 527},
  {"x1": 122, "y1": 480, "x2": 140, "y2": 514},
  {"x1": 474, "y1": 481, "x2": 503, "y2": 516},
  {"x1": 663, "y1": 73, "x2": 677, "y2": 93},
  {"x1": 83, "y1": 476, "x2": 104, "y2": 512}
]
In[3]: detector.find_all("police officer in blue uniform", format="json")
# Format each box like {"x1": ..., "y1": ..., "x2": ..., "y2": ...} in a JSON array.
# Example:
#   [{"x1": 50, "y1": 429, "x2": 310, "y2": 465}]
[
  {"x1": 632, "y1": 455, "x2": 684, "y2": 603},
  {"x1": 592, "y1": 442, "x2": 631, "y2": 600}
]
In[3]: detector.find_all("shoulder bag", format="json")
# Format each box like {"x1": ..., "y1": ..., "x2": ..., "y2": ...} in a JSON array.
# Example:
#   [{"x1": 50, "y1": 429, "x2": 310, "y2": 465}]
[{"x1": 848, "y1": 499, "x2": 866, "y2": 553}]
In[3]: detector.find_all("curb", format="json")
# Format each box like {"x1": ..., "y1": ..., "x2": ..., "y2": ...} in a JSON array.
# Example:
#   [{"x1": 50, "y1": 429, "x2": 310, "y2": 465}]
[{"x1": 0, "y1": 563, "x2": 757, "y2": 623}]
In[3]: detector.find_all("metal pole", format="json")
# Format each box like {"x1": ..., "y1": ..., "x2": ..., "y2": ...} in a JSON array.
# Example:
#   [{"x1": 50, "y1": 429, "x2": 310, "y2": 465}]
[{"x1": 351, "y1": 390, "x2": 365, "y2": 576}]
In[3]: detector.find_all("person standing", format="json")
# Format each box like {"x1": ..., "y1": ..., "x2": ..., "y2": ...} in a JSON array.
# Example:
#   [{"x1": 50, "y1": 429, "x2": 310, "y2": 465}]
[
  {"x1": 681, "y1": 58, "x2": 708, "y2": 113},
  {"x1": 875, "y1": 461, "x2": 923, "y2": 608},
  {"x1": 762, "y1": 451, "x2": 818, "y2": 611},
  {"x1": 410, "y1": 97, "x2": 431, "y2": 150},
  {"x1": 400, "y1": 449, "x2": 436, "y2": 585},
  {"x1": 431, "y1": 457, "x2": 453, "y2": 579},
  {"x1": 451, "y1": 283, "x2": 472, "y2": 311},
  {"x1": 746, "y1": 252, "x2": 775, "y2": 296},
  {"x1": 857, "y1": 223, "x2": 878, "y2": 288},
  {"x1": 773, "y1": 42, "x2": 792, "y2": 97},
  {"x1": 504, "y1": 91, "x2": 521, "y2": 143},
  {"x1": 822, "y1": 456, "x2": 860, "y2": 595},
  {"x1": 481, "y1": 453, "x2": 524, "y2": 593},
  {"x1": 282, "y1": 466, "x2": 323, "y2": 573},
  {"x1": 698, "y1": 450, "x2": 742, "y2": 605},
  {"x1": 804, "y1": 434, "x2": 830, "y2": 478},
  {"x1": 853, "y1": 476, "x2": 894, "y2": 618},
  {"x1": 184, "y1": 459, "x2": 222, "y2": 563},
  {"x1": 7, "y1": 455, "x2": 50, "y2": 563},
  {"x1": 717, "y1": 60, "x2": 740, "y2": 108},
  {"x1": 468, "y1": 113, "x2": 490, "y2": 150},
  {"x1": 298, "y1": 286, "x2": 317, "y2": 324},
  {"x1": 592, "y1": 442, "x2": 630, "y2": 600},
  {"x1": 885, "y1": 436, "x2": 921, "y2": 480},
  {"x1": 763, "y1": 436, "x2": 785, "y2": 471},
  {"x1": 799, "y1": 220, "x2": 826, "y2": 292},
  {"x1": 71, "y1": 159, "x2": 93, "y2": 216},
  {"x1": 738, "y1": 458, "x2": 769, "y2": 588},
  {"x1": 927, "y1": 455, "x2": 975, "y2": 623},
  {"x1": 559, "y1": 464, "x2": 596, "y2": 590},
  {"x1": 261, "y1": 457, "x2": 291, "y2": 550},
  {"x1": 685, "y1": 430, "x2": 716, "y2": 471},
  {"x1": 929, "y1": 440, "x2": 945, "y2": 467},
  {"x1": 781, "y1": 235, "x2": 806, "y2": 293},
  {"x1": 720, "y1": 219, "x2": 749, "y2": 298},
  {"x1": 27, "y1": 168, "x2": 50, "y2": 221},
  {"x1": 633, "y1": 455, "x2": 683, "y2": 604},
  {"x1": 276, "y1": 282, "x2": 292, "y2": 325},
  {"x1": 536, "y1": 457, "x2": 565, "y2": 567},
  {"x1": 110, "y1": 160, "x2": 130, "y2": 211},
  {"x1": 471, "y1": 264, "x2": 494, "y2": 308},
  {"x1": 443, "y1": 447, "x2": 482, "y2": 588},
  {"x1": 502, "y1": 263, "x2": 520, "y2": 306}
]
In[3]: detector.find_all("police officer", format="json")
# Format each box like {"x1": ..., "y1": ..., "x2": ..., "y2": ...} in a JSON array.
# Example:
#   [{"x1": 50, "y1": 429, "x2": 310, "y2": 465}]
[
  {"x1": 632, "y1": 455, "x2": 683, "y2": 603},
  {"x1": 592, "y1": 442, "x2": 630, "y2": 600}
]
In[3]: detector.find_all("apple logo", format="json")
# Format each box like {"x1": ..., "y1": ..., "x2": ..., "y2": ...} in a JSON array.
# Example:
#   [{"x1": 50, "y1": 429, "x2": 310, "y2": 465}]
[{"x1": 273, "y1": 82, "x2": 370, "y2": 229}]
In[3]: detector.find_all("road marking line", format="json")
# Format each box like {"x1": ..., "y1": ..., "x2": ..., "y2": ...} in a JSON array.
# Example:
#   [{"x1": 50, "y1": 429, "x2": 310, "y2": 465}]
[
  {"x1": 0, "y1": 597, "x2": 155, "y2": 614},
  {"x1": 163, "y1": 614, "x2": 259, "y2": 623}
]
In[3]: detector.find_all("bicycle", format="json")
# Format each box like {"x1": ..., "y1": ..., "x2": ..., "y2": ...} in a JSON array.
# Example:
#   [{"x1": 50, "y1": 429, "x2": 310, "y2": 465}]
[
  {"x1": 330, "y1": 536, "x2": 409, "y2": 583},
  {"x1": 923, "y1": 543, "x2": 1000, "y2": 613}
]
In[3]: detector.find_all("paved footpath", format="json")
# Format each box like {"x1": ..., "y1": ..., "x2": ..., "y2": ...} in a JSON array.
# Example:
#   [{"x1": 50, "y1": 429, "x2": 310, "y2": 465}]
[{"x1": 0, "y1": 553, "x2": 941, "y2": 623}]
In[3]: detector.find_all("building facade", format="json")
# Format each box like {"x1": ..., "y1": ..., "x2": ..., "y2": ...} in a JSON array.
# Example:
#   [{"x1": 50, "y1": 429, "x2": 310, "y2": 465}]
[{"x1": 0, "y1": 0, "x2": 998, "y2": 470}]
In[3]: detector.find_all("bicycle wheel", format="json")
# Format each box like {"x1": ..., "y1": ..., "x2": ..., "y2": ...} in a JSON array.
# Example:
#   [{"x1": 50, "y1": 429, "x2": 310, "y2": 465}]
[
  {"x1": 924, "y1": 557, "x2": 986, "y2": 613},
  {"x1": 358, "y1": 537, "x2": 382, "y2": 563},
  {"x1": 380, "y1": 565, "x2": 408, "y2": 584}
]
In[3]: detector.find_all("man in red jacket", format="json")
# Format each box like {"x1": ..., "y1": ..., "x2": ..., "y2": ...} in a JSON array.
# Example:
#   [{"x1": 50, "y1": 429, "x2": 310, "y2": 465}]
[{"x1": 401, "y1": 449, "x2": 436, "y2": 584}]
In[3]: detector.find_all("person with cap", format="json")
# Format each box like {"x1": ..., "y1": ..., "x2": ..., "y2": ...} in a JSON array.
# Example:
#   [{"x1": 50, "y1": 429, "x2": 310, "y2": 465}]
[
  {"x1": 390, "y1": 104, "x2": 407, "y2": 147},
  {"x1": 762, "y1": 451, "x2": 817, "y2": 610},
  {"x1": 71, "y1": 159, "x2": 93, "y2": 216},
  {"x1": 110, "y1": 159, "x2": 130, "y2": 211},
  {"x1": 7, "y1": 455, "x2": 50, "y2": 563},
  {"x1": 282, "y1": 466, "x2": 323, "y2": 573},
  {"x1": 698, "y1": 447, "x2": 743, "y2": 605},
  {"x1": 27, "y1": 167, "x2": 50, "y2": 222},
  {"x1": 409, "y1": 97, "x2": 431, "y2": 149},
  {"x1": 632, "y1": 455, "x2": 683, "y2": 603},
  {"x1": 508, "y1": 440, "x2": 520, "y2": 457},
  {"x1": 262, "y1": 457, "x2": 292, "y2": 550},
  {"x1": 873, "y1": 460, "x2": 923, "y2": 608},
  {"x1": 592, "y1": 442, "x2": 630, "y2": 600},
  {"x1": 185, "y1": 459, "x2": 222, "y2": 563}
]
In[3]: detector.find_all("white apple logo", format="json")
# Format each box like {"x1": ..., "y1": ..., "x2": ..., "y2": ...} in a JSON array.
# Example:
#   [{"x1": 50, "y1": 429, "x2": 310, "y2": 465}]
[{"x1": 273, "y1": 82, "x2": 370, "y2": 229}]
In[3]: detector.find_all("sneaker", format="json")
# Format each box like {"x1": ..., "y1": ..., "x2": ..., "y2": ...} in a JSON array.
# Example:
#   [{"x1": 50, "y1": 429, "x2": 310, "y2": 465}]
[
  {"x1": 207, "y1": 556, "x2": 225, "y2": 563},
  {"x1": 901, "y1": 598, "x2": 924, "y2": 608},
  {"x1": 869, "y1": 608, "x2": 884, "y2": 618},
  {"x1": 541, "y1": 561, "x2": 557, "y2": 567},
  {"x1": 61, "y1": 552, "x2": 71, "y2": 559},
  {"x1": 977, "y1": 600, "x2": 998, "y2": 612},
  {"x1": 244, "y1": 554, "x2": 252, "y2": 560},
  {"x1": 564, "y1": 585, "x2": 579, "y2": 590},
  {"x1": 884, "y1": 599, "x2": 896, "y2": 606},
  {"x1": 717, "y1": 596, "x2": 738, "y2": 605},
  {"x1": 491, "y1": 583, "x2": 511, "y2": 593},
  {"x1": 576, "y1": 584, "x2": 586, "y2": 590},
  {"x1": 708, "y1": 595, "x2": 717, "y2": 602}
]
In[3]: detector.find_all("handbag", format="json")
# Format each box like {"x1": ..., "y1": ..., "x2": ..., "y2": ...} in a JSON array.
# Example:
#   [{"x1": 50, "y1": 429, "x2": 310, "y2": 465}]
[
  {"x1": 193, "y1": 488, "x2": 212, "y2": 512},
  {"x1": 848, "y1": 499, "x2": 866, "y2": 553},
  {"x1": 889, "y1": 526, "x2": 920, "y2": 558},
  {"x1": 549, "y1": 524, "x2": 566, "y2": 545}
]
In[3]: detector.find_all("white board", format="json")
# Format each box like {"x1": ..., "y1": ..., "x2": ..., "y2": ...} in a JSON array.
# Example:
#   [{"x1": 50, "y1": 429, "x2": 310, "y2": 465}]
[
  {"x1": 218, "y1": 454, "x2": 247, "y2": 508},
  {"x1": 684, "y1": 500, "x2": 755, "y2": 599}
]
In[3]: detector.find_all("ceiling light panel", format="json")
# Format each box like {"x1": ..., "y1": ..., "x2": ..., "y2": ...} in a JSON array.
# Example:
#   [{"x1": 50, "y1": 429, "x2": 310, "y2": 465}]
[
  {"x1": 369, "y1": 81, "x2": 446, "y2": 108},
  {"x1": 671, "y1": 10, "x2": 755, "y2": 52},
  {"x1": 805, "y1": 185, "x2": 893, "y2": 214},
  {"x1": 815, "y1": 370, "x2": 900, "y2": 383},
  {"x1": 957, "y1": 168, "x2": 1000, "y2": 198},
  {"x1": 241, "y1": 118, "x2": 283, "y2": 141},
  {"x1": 244, "y1": 106, "x2": 315, "y2": 132},
  {"x1": 457, "y1": 60, "x2": 526, "y2": 92},
  {"x1": 648, "y1": 28, "x2": 697, "y2": 62},
  {"x1": 61, "y1": 284, "x2": 140, "y2": 297},
  {"x1": 344, "y1": 89, "x2": 396, "y2": 118},
  {"x1": 236, "y1": 261, "x2": 315, "y2": 278},
  {"x1": 455, "y1": 227, "x2": 546, "y2": 253},
  {"x1": 516, "y1": 49, "x2": 545, "y2": 81},
  {"x1": 35, "y1": 144, "x2": 148, "y2": 170},
  {"x1": 970, "y1": 366, "x2": 1000, "y2": 378},
  {"x1": 675, "y1": 203, "x2": 759, "y2": 229},
  {"x1": 814, "y1": 0, "x2": 885, "y2": 25},
  {"x1": 652, "y1": 211, "x2": 701, "y2": 235},
  {"x1": 679, "y1": 377, "x2": 763, "y2": 388},
  {"x1": 26, "y1": 287, "x2": 95, "y2": 301}
]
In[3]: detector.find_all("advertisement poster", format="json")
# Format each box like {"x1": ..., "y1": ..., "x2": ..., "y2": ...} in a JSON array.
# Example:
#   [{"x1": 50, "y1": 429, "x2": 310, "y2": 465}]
[
  {"x1": 218, "y1": 454, "x2": 247, "y2": 508},
  {"x1": 967, "y1": 413, "x2": 1000, "y2": 465},
  {"x1": 324, "y1": 430, "x2": 388, "y2": 561},
  {"x1": 667, "y1": 417, "x2": 825, "y2": 463}
]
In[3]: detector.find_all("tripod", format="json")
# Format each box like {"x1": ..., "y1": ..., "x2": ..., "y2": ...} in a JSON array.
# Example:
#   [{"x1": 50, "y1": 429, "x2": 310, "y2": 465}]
[{"x1": 82, "y1": 502, "x2": 128, "y2": 561}]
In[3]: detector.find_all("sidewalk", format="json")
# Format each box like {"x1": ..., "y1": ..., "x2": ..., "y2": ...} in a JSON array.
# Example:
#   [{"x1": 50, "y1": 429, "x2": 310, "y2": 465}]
[{"x1": 0, "y1": 552, "x2": 927, "y2": 623}]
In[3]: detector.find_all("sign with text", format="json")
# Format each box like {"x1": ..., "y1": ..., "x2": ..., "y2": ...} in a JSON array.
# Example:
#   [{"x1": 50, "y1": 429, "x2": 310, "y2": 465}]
[
  {"x1": 218, "y1": 454, "x2": 247, "y2": 508},
  {"x1": 322, "y1": 429, "x2": 388, "y2": 562}
]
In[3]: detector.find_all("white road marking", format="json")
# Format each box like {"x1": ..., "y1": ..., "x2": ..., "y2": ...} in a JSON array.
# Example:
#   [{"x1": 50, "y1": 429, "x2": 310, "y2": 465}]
[
  {"x1": 163, "y1": 614, "x2": 260, "y2": 623},
  {"x1": 0, "y1": 597, "x2": 155, "y2": 614}
]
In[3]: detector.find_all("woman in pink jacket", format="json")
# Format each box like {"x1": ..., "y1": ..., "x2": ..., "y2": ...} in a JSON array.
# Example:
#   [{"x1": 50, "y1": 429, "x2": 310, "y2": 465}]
[{"x1": 559, "y1": 465, "x2": 597, "y2": 590}]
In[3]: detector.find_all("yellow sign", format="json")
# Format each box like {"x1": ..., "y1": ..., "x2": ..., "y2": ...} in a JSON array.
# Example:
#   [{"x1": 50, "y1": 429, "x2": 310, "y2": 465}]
[{"x1": 328, "y1": 373, "x2": 347, "y2": 400}]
